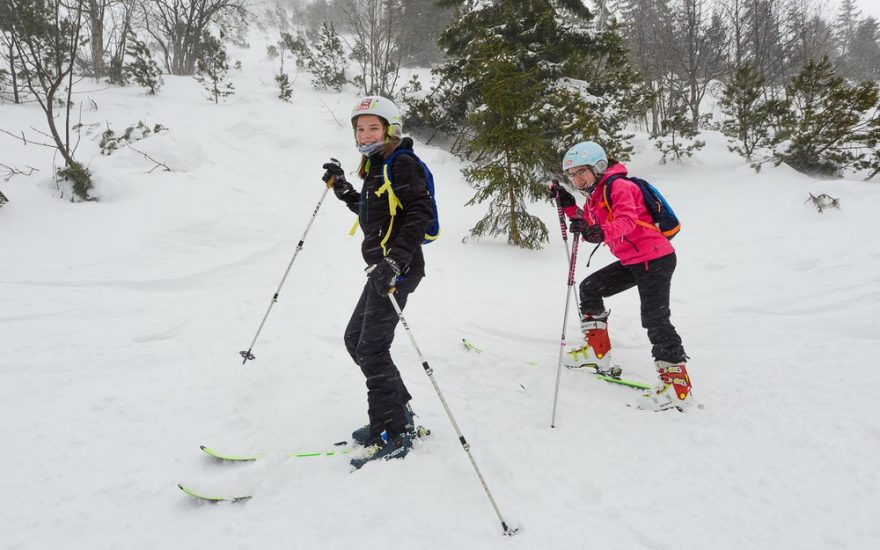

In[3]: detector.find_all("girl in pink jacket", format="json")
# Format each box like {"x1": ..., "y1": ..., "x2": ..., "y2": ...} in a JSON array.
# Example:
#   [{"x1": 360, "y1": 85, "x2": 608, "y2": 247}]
[{"x1": 552, "y1": 141, "x2": 693, "y2": 412}]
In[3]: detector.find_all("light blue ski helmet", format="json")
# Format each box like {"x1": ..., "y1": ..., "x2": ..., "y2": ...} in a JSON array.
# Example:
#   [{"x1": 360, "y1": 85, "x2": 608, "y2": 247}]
[{"x1": 561, "y1": 141, "x2": 608, "y2": 175}]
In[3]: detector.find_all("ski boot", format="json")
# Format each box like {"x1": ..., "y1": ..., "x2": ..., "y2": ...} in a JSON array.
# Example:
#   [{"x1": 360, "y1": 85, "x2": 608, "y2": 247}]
[
  {"x1": 351, "y1": 402, "x2": 430, "y2": 446},
  {"x1": 351, "y1": 424, "x2": 385, "y2": 447},
  {"x1": 566, "y1": 310, "x2": 621, "y2": 378},
  {"x1": 350, "y1": 431, "x2": 413, "y2": 469},
  {"x1": 636, "y1": 360, "x2": 693, "y2": 412}
]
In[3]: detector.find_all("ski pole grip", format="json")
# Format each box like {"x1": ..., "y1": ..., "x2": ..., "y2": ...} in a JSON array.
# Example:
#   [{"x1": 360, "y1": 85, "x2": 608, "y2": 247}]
[{"x1": 325, "y1": 158, "x2": 342, "y2": 189}]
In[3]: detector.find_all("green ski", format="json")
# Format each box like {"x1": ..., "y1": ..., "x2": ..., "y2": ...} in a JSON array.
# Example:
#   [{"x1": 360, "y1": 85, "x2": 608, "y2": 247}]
[
  {"x1": 200, "y1": 443, "x2": 353, "y2": 462},
  {"x1": 462, "y1": 338, "x2": 483, "y2": 352},
  {"x1": 567, "y1": 364, "x2": 652, "y2": 390},
  {"x1": 178, "y1": 483, "x2": 252, "y2": 503}
]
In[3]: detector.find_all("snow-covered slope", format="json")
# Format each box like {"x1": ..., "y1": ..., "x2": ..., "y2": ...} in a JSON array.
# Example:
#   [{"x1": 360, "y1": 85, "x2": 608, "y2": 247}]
[{"x1": 2, "y1": 32, "x2": 879, "y2": 550}]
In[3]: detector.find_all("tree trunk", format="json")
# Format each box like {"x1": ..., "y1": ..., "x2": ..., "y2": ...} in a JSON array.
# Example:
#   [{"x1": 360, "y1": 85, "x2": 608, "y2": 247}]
[
  {"x1": 650, "y1": 82, "x2": 660, "y2": 137},
  {"x1": 8, "y1": 40, "x2": 19, "y2": 104},
  {"x1": 89, "y1": 0, "x2": 104, "y2": 78},
  {"x1": 45, "y1": 77, "x2": 76, "y2": 169},
  {"x1": 505, "y1": 147, "x2": 519, "y2": 246}
]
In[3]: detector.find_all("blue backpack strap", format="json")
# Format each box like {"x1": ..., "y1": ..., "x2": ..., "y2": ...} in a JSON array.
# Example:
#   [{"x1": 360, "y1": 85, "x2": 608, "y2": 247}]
[
  {"x1": 383, "y1": 148, "x2": 413, "y2": 183},
  {"x1": 383, "y1": 148, "x2": 440, "y2": 244}
]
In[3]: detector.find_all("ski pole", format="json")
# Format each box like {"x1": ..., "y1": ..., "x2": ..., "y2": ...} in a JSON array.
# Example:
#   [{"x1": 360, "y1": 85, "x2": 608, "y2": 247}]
[
  {"x1": 551, "y1": 179, "x2": 580, "y2": 310},
  {"x1": 239, "y1": 174, "x2": 337, "y2": 365},
  {"x1": 387, "y1": 292, "x2": 517, "y2": 536},
  {"x1": 550, "y1": 231, "x2": 580, "y2": 428}
]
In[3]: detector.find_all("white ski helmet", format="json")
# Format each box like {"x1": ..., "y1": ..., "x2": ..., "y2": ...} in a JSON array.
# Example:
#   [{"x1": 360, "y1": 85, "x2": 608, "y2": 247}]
[
  {"x1": 351, "y1": 96, "x2": 402, "y2": 137},
  {"x1": 561, "y1": 141, "x2": 608, "y2": 175}
]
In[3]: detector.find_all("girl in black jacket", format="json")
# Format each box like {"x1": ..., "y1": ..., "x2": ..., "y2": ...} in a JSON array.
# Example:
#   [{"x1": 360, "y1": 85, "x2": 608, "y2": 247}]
[{"x1": 321, "y1": 96, "x2": 433, "y2": 468}]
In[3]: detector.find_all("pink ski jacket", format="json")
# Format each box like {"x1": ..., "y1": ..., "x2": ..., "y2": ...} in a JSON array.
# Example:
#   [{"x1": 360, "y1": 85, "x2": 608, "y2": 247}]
[{"x1": 563, "y1": 163, "x2": 674, "y2": 266}]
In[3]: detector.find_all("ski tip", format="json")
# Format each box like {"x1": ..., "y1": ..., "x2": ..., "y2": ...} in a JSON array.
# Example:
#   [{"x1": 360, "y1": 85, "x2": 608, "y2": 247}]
[
  {"x1": 178, "y1": 483, "x2": 252, "y2": 503},
  {"x1": 199, "y1": 445, "x2": 260, "y2": 462}
]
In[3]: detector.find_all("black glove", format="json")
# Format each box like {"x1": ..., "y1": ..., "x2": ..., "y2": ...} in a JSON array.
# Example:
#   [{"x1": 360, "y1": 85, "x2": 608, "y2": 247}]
[
  {"x1": 569, "y1": 217, "x2": 589, "y2": 236},
  {"x1": 322, "y1": 159, "x2": 353, "y2": 199},
  {"x1": 582, "y1": 223, "x2": 605, "y2": 244},
  {"x1": 366, "y1": 257, "x2": 402, "y2": 297},
  {"x1": 549, "y1": 179, "x2": 577, "y2": 208}
]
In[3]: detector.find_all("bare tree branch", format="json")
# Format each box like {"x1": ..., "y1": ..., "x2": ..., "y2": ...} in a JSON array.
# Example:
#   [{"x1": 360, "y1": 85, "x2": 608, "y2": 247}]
[
  {"x1": 0, "y1": 162, "x2": 39, "y2": 181},
  {"x1": 0, "y1": 127, "x2": 57, "y2": 148},
  {"x1": 127, "y1": 144, "x2": 171, "y2": 173}
]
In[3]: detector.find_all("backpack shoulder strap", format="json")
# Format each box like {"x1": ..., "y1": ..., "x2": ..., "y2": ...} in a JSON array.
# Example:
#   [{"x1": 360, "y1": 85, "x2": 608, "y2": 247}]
[
  {"x1": 372, "y1": 149, "x2": 418, "y2": 256},
  {"x1": 377, "y1": 148, "x2": 418, "y2": 199},
  {"x1": 601, "y1": 174, "x2": 627, "y2": 209},
  {"x1": 603, "y1": 175, "x2": 666, "y2": 235}
]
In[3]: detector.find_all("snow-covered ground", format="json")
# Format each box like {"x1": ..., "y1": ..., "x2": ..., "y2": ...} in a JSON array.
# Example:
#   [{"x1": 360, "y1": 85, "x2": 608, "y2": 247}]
[{"x1": 2, "y1": 30, "x2": 879, "y2": 550}]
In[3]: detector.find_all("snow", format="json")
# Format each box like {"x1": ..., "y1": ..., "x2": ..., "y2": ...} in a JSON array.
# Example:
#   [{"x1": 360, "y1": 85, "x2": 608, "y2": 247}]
[{"x1": 2, "y1": 31, "x2": 880, "y2": 550}]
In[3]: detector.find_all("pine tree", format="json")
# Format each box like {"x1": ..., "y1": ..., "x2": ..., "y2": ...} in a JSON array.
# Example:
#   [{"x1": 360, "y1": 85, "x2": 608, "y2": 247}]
[
  {"x1": 427, "y1": 0, "x2": 642, "y2": 249},
  {"x1": 194, "y1": 31, "x2": 234, "y2": 103},
  {"x1": 123, "y1": 30, "x2": 163, "y2": 95},
  {"x1": 834, "y1": 0, "x2": 861, "y2": 67},
  {"x1": 855, "y1": 115, "x2": 880, "y2": 181},
  {"x1": 572, "y1": 18, "x2": 647, "y2": 158},
  {"x1": 848, "y1": 17, "x2": 880, "y2": 81},
  {"x1": 306, "y1": 22, "x2": 347, "y2": 90},
  {"x1": 719, "y1": 62, "x2": 788, "y2": 167},
  {"x1": 777, "y1": 57, "x2": 879, "y2": 177},
  {"x1": 460, "y1": 35, "x2": 552, "y2": 249},
  {"x1": 749, "y1": 0, "x2": 785, "y2": 80},
  {"x1": 619, "y1": 0, "x2": 675, "y2": 135},
  {"x1": 398, "y1": 0, "x2": 452, "y2": 66},
  {"x1": 654, "y1": 92, "x2": 705, "y2": 163},
  {"x1": 274, "y1": 32, "x2": 293, "y2": 102},
  {"x1": 275, "y1": 71, "x2": 292, "y2": 101}
]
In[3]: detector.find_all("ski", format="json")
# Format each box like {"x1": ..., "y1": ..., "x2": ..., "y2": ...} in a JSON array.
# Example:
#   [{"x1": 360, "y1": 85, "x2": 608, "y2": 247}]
[
  {"x1": 199, "y1": 424, "x2": 433, "y2": 464},
  {"x1": 462, "y1": 338, "x2": 539, "y2": 365},
  {"x1": 200, "y1": 442, "x2": 353, "y2": 462},
  {"x1": 178, "y1": 483, "x2": 252, "y2": 503},
  {"x1": 462, "y1": 337, "x2": 650, "y2": 390},
  {"x1": 566, "y1": 364, "x2": 652, "y2": 390},
  {"x1": 462, "y1": 338, "x2": 483, "y2": 353}
]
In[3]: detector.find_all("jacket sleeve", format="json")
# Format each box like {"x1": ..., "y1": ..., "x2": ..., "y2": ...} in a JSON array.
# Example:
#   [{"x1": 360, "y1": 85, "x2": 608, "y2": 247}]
[
  {"x1": 561, "y1": 204, "x2": 584, "y2": 219},
  {"x1": 338, "y1": 186, "x2": 360, "y2": 215},
  {"x1": 600, "y1": 180, "x2": 642, "y2": 241},
  {"x1": 385, "y1": 154, "x2": 432, "y2": 268}
]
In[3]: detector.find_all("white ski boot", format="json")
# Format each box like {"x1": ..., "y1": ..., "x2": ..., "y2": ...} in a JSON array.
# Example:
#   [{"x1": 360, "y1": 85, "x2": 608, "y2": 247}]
[
  {"x1": 566, "y1": 310, "x2": 620, "y2": 377},
  {"x1": 636, "y1": 360, "x2": 693, "y2": 412}
]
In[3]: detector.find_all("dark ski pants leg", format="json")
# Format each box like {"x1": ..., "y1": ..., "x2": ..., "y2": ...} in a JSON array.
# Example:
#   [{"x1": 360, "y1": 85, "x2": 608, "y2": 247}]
[
  {"x1": 343, "y1": 276, "x2": 421, "y2": 439},
  {"x1": 579, "y1": 253, "x2": 685, "y2": 362},
  {"x1": 632, "y1": 254, "x2": 686, "y2": 362},
  {"x1": 578, "y1": 260, "x2": 636, "y2": 315}
]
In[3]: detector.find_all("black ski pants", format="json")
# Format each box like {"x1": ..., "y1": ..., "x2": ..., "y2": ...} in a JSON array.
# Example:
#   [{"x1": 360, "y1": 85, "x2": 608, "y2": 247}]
[
  {"x1": 579, "y1": 252, "x2": 686, "y2": 363},
  {"x1": 344, "y1": 276, "x2": 421, "y2": 440}
]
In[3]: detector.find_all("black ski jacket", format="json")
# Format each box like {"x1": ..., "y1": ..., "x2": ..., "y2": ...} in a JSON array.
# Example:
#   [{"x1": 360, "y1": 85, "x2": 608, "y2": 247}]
[{"x1": 337, "y1": 138, "x2": 433, "y2": 276}]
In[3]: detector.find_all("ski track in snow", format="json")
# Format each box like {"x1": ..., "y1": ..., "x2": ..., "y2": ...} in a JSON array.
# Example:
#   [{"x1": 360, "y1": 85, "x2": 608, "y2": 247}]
[{"x1": 2, "y1": 24, "x2": 880, "y2": 550}]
